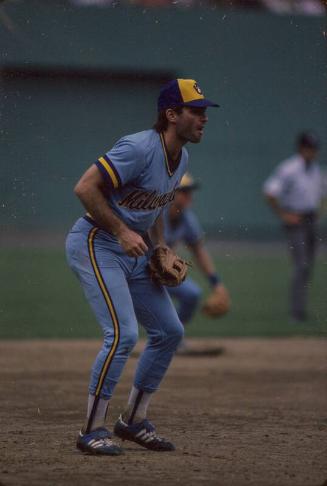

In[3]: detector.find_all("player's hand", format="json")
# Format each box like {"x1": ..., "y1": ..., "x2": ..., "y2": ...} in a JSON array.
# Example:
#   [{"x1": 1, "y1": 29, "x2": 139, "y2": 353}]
[
  {"x1": 280, "y1": 212, "x2": 302, "y2": 225},
  {"x1": 117, "y1": 227, "x2": 148, "y2": 257},
  {"x1": 202, "y1": 284, "x2": 230, "y2": 318}
]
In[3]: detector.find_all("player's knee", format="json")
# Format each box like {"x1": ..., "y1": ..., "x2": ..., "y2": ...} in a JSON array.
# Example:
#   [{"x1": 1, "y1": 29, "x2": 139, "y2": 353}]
[
  {"x1": 120, "y1": 328, "x2": 138, "y2": 353},
  {"x1": 147, "y1": 319, "x2": 184, "y2": 350},
  {"x1": 103, "y1": 327, "x2": 138, "y2": 354},
  {"x1": 176, "y1": 321, "x2": 185, "y2": 342},
  {"x1": 166, "y1": 320, "x2": 184, "y2": 348}
]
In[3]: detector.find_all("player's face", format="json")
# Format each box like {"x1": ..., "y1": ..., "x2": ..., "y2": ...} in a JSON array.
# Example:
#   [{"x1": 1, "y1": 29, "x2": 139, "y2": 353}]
[
  {"x1": 299, "y1": 146, "x2": 318, "y2": 162},
  {"x1": 175, "y1": 107, "x2": 208, "y2": 144}
]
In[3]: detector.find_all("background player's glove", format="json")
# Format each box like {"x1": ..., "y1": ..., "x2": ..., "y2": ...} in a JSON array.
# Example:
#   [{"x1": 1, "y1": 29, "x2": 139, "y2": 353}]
[
  {"x1": 202, "y1": 284, "x2": 231, "y2": 318},
  {"x1": 149, "y1": 245, "x2": 189, "y2": 287}
]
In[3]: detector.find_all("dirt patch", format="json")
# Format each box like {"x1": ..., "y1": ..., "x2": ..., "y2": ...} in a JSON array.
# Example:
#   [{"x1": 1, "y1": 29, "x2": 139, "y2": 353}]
[{"x1": 0, "y1": 338, "x2": 326, "y2": 486}]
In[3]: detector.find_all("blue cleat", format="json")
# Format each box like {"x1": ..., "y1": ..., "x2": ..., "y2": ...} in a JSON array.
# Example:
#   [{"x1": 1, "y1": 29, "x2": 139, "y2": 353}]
[
  {"x1": 114, "y1": 415, "x2": 175, "y2": 452},
  {"x1": 76, "y1": 427, "x2": 123, "y2": 455}
]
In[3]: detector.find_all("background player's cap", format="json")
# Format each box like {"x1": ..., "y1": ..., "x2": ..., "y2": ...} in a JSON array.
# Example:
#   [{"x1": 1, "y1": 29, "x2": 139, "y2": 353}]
[
  {"x1": 177, "y1": 172, "x2": 200, "y2": 192},
  {"x1": 297, "y1": 131, "x2": 320, "y2": 149},
  {"x1": 158, "y1": 79, "x2": 219, "y2": 112}
]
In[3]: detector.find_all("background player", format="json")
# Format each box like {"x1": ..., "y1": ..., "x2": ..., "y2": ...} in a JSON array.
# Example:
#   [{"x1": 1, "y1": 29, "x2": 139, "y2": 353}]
[
  {"x1": 263, "y1": 131, "x2": 325, "y2": 322},
  {"x1": 65, "y1": 79, "x2": 219, "y2": 455},
  {"x1": 163, "y1": 172, "x2": 230, "y2": 352}
]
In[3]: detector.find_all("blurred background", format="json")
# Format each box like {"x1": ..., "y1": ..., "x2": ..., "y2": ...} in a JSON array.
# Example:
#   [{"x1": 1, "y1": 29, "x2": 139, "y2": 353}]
[{"x1": 1, "y1": 0, "x2": 326, "y2": 339}]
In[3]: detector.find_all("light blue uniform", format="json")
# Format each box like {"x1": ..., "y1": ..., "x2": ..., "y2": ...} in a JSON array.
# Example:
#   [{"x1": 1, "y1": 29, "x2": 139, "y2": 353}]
[
  {"x1": 163, "y1": 207, "x2": 204, "y2": 323},
  {"x1": 66, "y1": 129, "x2": 188, "y2": 399}
]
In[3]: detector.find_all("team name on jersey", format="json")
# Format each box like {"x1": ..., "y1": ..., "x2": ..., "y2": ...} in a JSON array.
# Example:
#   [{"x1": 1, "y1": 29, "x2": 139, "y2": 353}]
[{"x1": 118, "y1": 184, "x2": 178, "y2": 211}]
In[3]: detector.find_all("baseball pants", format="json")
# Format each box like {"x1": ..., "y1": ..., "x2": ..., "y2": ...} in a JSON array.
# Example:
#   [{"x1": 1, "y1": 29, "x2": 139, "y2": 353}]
[
  {"x1": 285, "y1": 214, "x2": 317, "y2": 320},
  {"x1": 65, "y1": 217, "x2": 184, "y2": 399}
]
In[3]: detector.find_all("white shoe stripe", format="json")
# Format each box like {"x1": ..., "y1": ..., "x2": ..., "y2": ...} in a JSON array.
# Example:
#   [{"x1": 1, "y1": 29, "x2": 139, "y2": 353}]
[
  {"x1": 136, "y1": 429, "x2": 146, "y2": 438},
  {"x1": 91, "y1": 440, "x2": 102, "y2": 447},
  {"x1": 93, "y1": 442, "x2": 105, "y2": 448},
  {"x1": 144, "y1": 436, "x2": 154, "y2": 443}
]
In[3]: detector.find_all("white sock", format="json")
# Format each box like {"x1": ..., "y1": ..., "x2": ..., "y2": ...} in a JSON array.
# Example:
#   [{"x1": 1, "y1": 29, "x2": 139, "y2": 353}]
[
  {"x1": 86, "y1": 394, "x2": 109, "y2": 431},
  {"x1": 123, "y1": 386, "x2": 152, "y2": 424}
]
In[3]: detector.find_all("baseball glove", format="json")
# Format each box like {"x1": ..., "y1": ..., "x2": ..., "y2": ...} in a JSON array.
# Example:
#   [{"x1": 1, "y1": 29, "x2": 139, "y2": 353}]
[
  {"x1": 149, "y1": 245, "x2": 189, "y2": 287},
  {"x1": 202, "y1": 284, "x2": 230, "y2": 318}
]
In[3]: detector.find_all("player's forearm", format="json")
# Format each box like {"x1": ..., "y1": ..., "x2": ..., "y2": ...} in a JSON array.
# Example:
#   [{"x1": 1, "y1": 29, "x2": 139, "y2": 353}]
[
  {"x1": 265, "y1": 195, "x2": 284, "y2": 218},
  {"x1": 75, "y1": 182, "x2": 128, "y2": 237},
  {"x1": 192, "y1": 243, "x2": 216, "y2": 277},
  {"x1": 149, "y1": 214, "x2": 166, "y2": 246},
  {"x1": 265, "y1": 195, "x2": 302, "y2": 225},
  {"x1": 74, "y1": 165, "x2": 148, "y2": 256},
  {"x1": 193, "y1": 244, "x2": 222, "y2": 288}
]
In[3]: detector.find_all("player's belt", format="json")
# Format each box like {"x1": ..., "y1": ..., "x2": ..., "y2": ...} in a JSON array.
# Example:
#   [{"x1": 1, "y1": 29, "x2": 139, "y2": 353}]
[
  {"x1": 301, "y1": 211, "x2": 317, "y2": 223},
  {"x1": 83, "y1": 214, "x2": 153, "y2": 248}
]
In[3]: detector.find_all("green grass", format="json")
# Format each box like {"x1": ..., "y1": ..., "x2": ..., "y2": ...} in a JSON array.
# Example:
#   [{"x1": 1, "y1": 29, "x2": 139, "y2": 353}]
[{"x1": 0, "y1": 248, "x2": 326, "y2": 339}]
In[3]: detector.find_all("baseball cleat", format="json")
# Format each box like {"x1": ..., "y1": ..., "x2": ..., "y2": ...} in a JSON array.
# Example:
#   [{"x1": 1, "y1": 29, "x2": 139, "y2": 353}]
[
  {"x1": 114, "y1": 415, "x2": 175, "y2": 451},
  {"x1": 76, "y1": 427, "x2": 123, "y2": 455}
]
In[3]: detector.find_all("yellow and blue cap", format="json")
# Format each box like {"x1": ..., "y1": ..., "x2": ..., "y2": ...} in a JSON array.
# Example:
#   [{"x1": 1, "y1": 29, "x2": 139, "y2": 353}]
[{"x1": 158, "y1": 79, "x2": 219, "y2": 112}]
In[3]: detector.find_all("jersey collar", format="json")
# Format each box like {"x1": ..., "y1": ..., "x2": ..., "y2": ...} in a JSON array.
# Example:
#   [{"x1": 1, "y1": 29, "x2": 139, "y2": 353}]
[{"x1": 159, "y1": 132, "x2": 182, "y2": 177}]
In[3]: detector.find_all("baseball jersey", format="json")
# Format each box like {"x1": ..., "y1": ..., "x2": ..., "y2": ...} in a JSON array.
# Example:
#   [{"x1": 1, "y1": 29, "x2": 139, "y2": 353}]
[
  {"x1": 163, "y1": 207, "x2": 204, "y2": 247},
  {"x1": 263, "y1": 154, "x2": 323, "y2": 212},
  {"x1": 95, "y1": 129, "x2": 188, "y2": 233}
]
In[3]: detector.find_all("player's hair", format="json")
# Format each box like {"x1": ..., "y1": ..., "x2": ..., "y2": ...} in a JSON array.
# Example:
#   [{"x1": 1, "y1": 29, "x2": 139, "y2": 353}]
[{"x1": 153, "y1": 106, "x2": 183, "y2": 132}]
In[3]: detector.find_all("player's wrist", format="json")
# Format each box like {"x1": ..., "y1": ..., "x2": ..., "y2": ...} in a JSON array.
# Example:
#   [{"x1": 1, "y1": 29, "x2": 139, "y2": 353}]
[
  {"x1": 207, "y1": 273, "x2": 221, "y2": 288},
  {"x1": 114, "y1": 222, "x2": 130, "y2": 238}
]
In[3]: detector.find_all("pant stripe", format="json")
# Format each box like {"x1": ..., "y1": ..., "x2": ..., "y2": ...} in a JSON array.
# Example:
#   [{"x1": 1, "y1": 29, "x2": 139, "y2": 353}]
[{"x1": 87, "y1": 227, "x2": 120, "y2": 396}]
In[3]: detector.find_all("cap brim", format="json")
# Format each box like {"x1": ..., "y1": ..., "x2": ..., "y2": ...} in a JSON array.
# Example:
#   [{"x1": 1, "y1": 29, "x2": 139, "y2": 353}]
[{"x1": 183, "y1": 98, "x2": 219, "y2": 108}]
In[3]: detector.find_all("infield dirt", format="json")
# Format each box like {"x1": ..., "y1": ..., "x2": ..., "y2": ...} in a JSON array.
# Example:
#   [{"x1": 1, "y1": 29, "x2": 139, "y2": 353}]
[{"x1": 0, "y1": 338, "x2": 326, "y2": 486}]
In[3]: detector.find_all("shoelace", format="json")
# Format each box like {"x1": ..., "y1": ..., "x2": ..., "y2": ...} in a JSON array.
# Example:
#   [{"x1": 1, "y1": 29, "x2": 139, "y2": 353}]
[{"x1": 102, "y1": 437, "x2": 114, "y2": 446}]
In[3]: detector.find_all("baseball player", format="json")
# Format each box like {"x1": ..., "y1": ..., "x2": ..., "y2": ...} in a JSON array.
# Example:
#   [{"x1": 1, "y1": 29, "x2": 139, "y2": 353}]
[
  {"x1": 65, "y1": 79, "x2": 219, "y2": 455},
  {"x1": 263, "y1": 132, "x2": 324, "y2": 322},
  {"x1": 163, "y1": 172, "x2": 230, "y2": 351}
]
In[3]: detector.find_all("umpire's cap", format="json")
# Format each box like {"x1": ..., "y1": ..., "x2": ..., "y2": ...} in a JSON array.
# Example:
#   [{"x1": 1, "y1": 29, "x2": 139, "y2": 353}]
[
  {"x1": 297, "y1": 131, "x2": 320, "y2": 149},
  {"x1": 158, "y1": 79, "x2": 219, "y2": 112},
  {"x1": 177, "y1": 173, "x2": 200, "y2": 192}
]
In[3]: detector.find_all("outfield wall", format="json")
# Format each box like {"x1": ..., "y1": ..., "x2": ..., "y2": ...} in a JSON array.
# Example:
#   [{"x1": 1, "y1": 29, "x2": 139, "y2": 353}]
[{"x1": 1, "y1": 2, "x2": 326, "y2": 238}]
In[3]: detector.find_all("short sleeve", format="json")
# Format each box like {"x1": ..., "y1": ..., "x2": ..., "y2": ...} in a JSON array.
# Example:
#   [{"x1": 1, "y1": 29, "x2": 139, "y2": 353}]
[
  {"x1": 95, "y1": 137, "x2": 144, "y2": 189},
  {"x1": 263, "y1": 165, "x2": 288, "y2": 198},
  {"x1": 183, "y1": 210, "x2": 204, "y2": 246}
]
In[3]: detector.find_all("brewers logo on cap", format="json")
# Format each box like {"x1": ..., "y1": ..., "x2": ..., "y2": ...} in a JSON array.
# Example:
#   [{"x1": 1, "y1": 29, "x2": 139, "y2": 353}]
[{"x1": 193, "y1": 82, "x2": 203, "y2": 95}]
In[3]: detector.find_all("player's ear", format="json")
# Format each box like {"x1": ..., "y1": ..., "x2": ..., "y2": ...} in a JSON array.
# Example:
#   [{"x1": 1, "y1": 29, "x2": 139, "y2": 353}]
[{"x1": 166, "y1": 108, "x2": 179, "y2": 124}]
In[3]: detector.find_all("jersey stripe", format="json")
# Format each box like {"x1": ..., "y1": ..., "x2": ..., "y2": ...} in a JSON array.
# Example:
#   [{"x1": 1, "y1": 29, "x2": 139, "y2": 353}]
[
  {"x1": 98, "y1": 156, "x2": 120, "y2": 188},
  {"x1": 87, "y1": 227, "x2": 120, "y2": 396},
  {"x1": 104, "y1": 154, "x2": 122, "y2": 187}
]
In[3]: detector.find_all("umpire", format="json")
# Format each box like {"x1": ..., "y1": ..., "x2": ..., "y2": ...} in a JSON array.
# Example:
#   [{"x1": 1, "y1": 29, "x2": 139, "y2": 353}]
[{"x1": 263, "y1": 132, "x2": 324, "y2": 322}]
